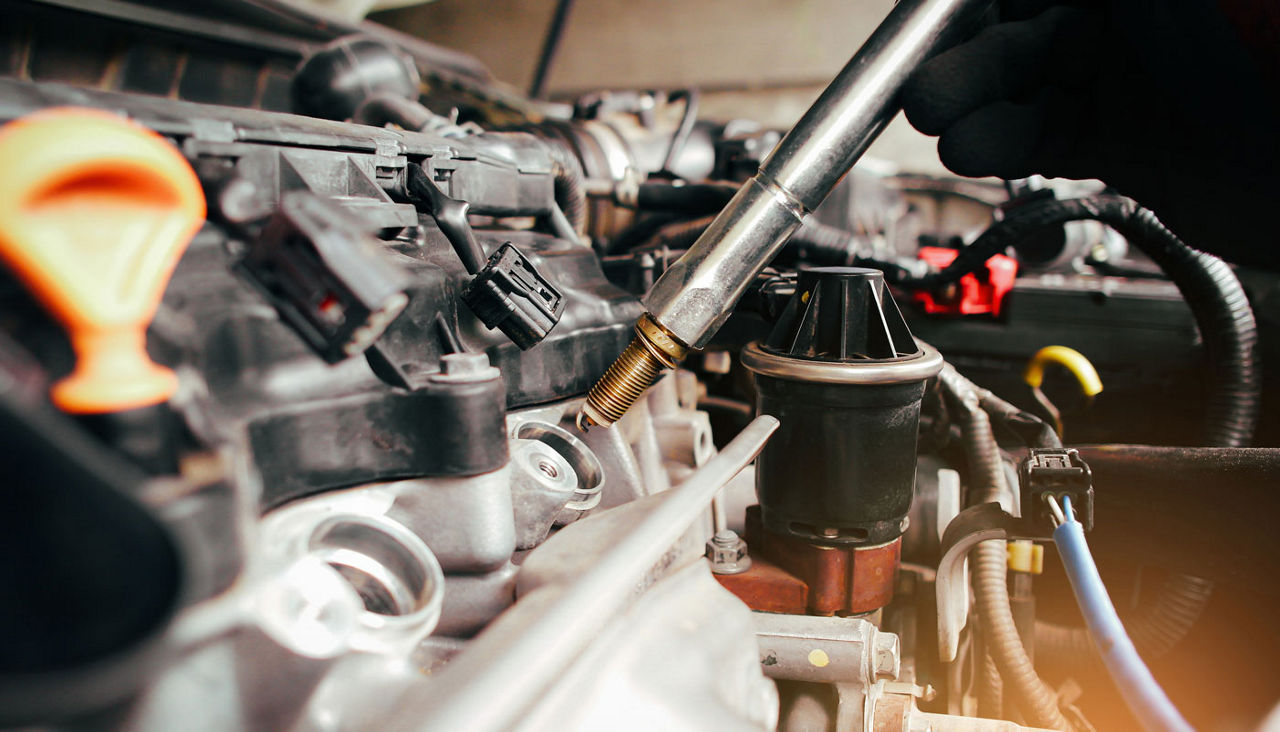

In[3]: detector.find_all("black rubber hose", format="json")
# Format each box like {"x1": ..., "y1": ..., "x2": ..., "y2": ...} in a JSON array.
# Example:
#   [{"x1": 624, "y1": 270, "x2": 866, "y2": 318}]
[
  {"x1": 978, "y1": 390, "x2": 1063, "y2": 449},
  {"x1": 927, "y1": 197, "x2": 1249, "y2": 672},
  {"x1": 911, "y1": 194, "x2": 1259, "y2": 448},
  {"x1": 635, "y1": 181, "x2": 738, "y2": 215},
  {"x1": 634, "y1": 215, "x2": 915, "y2": 277},
  {"x1": 352, "y1": 93, "x2": 435, "y2": 131},
  {"x1": 939, "y1": 365, "x2": 1071, "y2": 730}
]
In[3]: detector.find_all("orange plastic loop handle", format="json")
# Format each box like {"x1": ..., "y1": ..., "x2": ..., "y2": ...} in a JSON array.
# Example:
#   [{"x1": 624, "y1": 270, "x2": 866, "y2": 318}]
[{"x1": 0, "y1": 108, "x2": 206, "y2": 413}]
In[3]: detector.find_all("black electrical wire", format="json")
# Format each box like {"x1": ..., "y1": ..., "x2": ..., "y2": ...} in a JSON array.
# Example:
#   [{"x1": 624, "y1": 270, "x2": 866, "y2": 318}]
[
  {"x1": 909, "y1": 194, "x2": 1259, "y2": 449},
  {"x1": 925, "y1": 195, "x2": 1254, "y2": 685},
  {"x1": 1084, "y1": 255, "x2": 1166, "y2": 280},
  {"x1": 632, "y1": 214, "x2": 916, "y2": 281},
  {"x1": 938, "y1": 365, "x2": 1071, "y2": 730}
]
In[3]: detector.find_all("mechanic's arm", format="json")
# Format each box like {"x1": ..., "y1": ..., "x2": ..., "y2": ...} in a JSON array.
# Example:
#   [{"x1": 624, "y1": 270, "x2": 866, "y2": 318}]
[{"x1": 901, "y1": 0, "x2": 1280, "y2": 269}]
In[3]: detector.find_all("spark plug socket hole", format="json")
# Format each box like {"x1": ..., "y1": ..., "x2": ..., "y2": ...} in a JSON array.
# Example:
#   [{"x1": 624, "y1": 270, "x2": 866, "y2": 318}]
[
  {"x1": 515, "y1": 421, "x2": 604, "y2": 495},
  {"x1": 308, "y1": 517, "x2": 433, "y2": 617}
]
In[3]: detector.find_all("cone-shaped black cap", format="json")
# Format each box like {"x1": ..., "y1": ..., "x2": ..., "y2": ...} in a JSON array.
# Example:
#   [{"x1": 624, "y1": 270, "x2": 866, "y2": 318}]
[{"x1": 762, "y1": 267, "x2": 921, "y2": 362}]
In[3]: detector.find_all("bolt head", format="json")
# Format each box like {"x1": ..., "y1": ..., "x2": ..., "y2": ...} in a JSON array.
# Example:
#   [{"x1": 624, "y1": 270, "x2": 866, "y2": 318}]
[
  {"x1": 430, "y1": 352, "x2": 499, "y2": 383},
  {"x1": 872, "y1": 631, "x2": 901, "y2": 680},
  {"x1": 706, "y1": 531, "x2": 751, "y2": 575}
]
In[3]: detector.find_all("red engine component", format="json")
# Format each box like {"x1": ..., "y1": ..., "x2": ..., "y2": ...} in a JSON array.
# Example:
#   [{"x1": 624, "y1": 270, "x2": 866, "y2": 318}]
[
  {"x1": 913, "y1": 246, "x2": 1017, "y2": 317},
  {"x1": 714, "y1": 506, "x2": 901, "y2": 616}
]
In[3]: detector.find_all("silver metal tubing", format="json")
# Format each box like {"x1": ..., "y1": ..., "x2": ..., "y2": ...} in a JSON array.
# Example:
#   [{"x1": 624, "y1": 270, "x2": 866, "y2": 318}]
[
  {"x1": 399, "y1": 415, "x2": 780, "y2": 732},
  {"x1": 642, "y1": 0, "x2": 990, "y2": 349}
]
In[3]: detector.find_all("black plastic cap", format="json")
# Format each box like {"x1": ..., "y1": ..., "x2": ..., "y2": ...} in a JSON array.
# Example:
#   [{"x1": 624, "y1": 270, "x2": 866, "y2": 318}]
[{"x1": 762, "y1": 267, "x2": 920, "y2": 362}]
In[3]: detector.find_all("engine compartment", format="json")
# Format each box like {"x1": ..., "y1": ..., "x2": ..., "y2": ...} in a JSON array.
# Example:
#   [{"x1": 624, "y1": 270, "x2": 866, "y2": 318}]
[{"x1": 1, "y1": 1, "x2": 1278, "y2": 730}]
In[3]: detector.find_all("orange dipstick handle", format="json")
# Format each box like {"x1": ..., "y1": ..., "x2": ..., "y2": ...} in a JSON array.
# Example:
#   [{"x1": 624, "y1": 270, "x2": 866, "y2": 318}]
[{"x1": 0, "y1": 108, "x2": 206, "y2": 413}]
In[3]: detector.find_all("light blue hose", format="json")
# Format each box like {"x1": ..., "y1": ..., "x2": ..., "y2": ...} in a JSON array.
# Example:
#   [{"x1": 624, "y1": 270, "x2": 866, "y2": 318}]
[{"x1": 1053, "y1": 496, "x2": 1193, "y2": 732}]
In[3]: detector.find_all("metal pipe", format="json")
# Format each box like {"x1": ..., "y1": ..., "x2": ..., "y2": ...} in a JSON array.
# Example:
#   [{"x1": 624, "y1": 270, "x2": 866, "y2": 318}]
[
  {"x1": 646, "y1": 0, "x2": 989, "y2": 349},
  {"x1": 398, "y1": 415, "x2": 780, "y2": 732},
  {"x1": 580, "y1": 0, "x2": 990, "y2": 428},
  {"x1": 528, "y1": 0, "x2": 576, "y2": 100}
]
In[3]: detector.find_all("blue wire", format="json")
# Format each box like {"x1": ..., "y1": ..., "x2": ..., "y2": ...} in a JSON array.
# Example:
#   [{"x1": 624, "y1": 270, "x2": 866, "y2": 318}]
[{"x1": 1054, "y1": 495, "x2": 1193, "y2": 732}]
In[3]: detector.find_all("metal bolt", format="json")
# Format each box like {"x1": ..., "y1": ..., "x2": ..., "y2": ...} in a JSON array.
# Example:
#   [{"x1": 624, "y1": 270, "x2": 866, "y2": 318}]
[
  {"x1": 430, "y1": 352, "x2": 500, "y2": 384},
  {"x1": 706, "y1": 530, "x2": 751, "y2": 575}
]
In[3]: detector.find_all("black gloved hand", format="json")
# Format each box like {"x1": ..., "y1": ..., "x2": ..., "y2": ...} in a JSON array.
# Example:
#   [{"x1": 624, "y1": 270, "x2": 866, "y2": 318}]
[{"x1": 901, "y1": 0, "x2": 1280, "y2": 269}]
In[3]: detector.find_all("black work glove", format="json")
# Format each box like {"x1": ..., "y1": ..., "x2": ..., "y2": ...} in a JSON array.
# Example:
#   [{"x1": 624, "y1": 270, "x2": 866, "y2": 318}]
[{"x1": 901, "y1": 0, "x2": 1280, "y2": 269}]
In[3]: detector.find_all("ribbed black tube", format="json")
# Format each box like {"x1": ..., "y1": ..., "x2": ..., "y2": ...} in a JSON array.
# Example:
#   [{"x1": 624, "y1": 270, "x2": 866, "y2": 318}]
[
  {"x1": 1037, "y1": 575, "x2": 1215, "y2": 673},
  {"x1": 914, "y1": 194, "x2": 1259, "y2": 448},
  {"x1": 932, "y1": 196, "x2": 1255, "y2": 674},
  {"x1": 545, "y1": 139, "x2": 588, "y2": 237},
  {"x1": 939, "y1": 365, "x2": 1070, "y2": 729}
]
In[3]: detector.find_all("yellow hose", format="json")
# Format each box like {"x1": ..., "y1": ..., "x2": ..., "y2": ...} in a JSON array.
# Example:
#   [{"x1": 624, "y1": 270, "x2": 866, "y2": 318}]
[{"x1": 1023, "y1": 346, "x2": 1103, "y2": 397}]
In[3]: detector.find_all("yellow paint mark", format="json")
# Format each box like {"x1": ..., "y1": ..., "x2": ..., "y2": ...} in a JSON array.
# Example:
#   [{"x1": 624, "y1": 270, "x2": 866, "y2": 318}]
[{"x1": 808, "y1": 649, "x2": 829, "y2": 668}]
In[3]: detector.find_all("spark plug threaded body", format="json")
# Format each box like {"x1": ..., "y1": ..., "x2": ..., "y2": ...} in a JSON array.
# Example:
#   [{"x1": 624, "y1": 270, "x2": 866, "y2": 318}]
[{"x1": 578, "y1": 314, "x2": 687, "y2": 429}]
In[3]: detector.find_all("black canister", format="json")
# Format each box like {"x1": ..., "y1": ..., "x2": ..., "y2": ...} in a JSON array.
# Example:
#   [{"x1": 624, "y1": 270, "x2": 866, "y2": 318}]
[{"x1": 742, "y1": 267, "x2": 942, "y2": 546}]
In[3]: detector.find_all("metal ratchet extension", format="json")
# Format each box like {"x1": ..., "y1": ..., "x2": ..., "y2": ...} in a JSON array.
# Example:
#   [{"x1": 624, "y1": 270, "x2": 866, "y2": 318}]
[{"x1": 579, "y1": 0, "x2": 994, "y2": 429}]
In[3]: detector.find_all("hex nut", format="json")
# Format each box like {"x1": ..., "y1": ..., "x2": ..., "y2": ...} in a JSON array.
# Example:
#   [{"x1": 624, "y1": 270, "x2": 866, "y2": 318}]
[
  {"x1": 706, "y1": 530, "x2": 752, "y2": 575},
  {"x1": 430, "y1": 352, "x2": 500, "y2": 384},
  {"x1": 872, "y1": 631, "x2": 901, "y2": 680}
]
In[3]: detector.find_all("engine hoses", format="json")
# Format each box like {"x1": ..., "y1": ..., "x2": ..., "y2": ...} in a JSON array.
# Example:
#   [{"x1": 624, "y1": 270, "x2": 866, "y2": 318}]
[
  {"x1": 939, "y1": 365, "x2": 1071, "y2": 730},
  {"x1": 1049, "y1": 496, "x2": 1193, "y2": 732},
  {"x1": 633, "y1": 214, "x2": 916, "y2": 279},
  {"x1": 930, "y1": 195, "x2": 1252, "y2": 676},
  {"x1": 912, "y1": 193, "x2": 1259, "y2": 448},
  {"x1": 929, "y1": 194, "x2": 1247, "y2": 670},
  {"x1": 545, "y1": 139, "x2": 588, "y2": 237}
]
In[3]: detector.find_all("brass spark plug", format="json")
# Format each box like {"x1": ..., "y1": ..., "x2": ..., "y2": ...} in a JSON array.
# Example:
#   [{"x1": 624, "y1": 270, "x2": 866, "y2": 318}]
[{"x1": 577, "y1": 314, "x2": 687, "y2": 430}]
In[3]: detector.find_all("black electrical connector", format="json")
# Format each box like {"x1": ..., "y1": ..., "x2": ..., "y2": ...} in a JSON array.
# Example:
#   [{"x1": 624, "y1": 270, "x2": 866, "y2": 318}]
[
  {"x1": 406, "y1": 163, "x2": 565, "y2": 350},
  {"x1": 462, "y1": 243, "x2": 565, "y2": 350},
  {"x1": 239, "y1": 191, "x2": 410, "y2": 363},
  {"x1": 1019, "y1": 448, "x2": 1094, "y2": 533}
]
